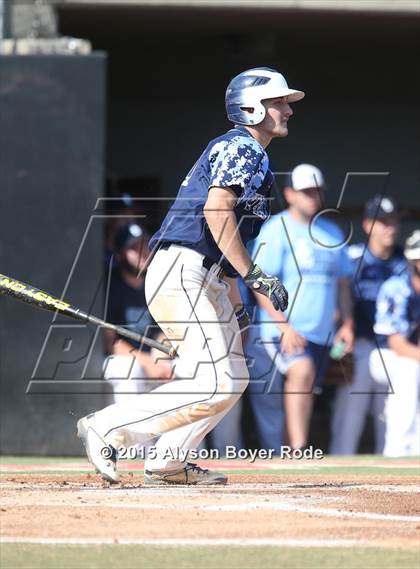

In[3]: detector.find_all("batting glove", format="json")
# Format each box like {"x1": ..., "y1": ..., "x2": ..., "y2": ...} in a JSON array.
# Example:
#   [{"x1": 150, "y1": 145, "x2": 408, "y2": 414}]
[
  {"x1": 244, "y1": 263, "x2": 289, "y2": 312},
  {"x1": 235, "y1": 306, "x2": 250, "y2": 331}
]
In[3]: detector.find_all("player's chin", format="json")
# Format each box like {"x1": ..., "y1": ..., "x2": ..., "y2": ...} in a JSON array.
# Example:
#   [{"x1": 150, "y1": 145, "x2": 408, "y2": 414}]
[{"x1": 276, "y1": 125, "x2": 289, "y2": 138}]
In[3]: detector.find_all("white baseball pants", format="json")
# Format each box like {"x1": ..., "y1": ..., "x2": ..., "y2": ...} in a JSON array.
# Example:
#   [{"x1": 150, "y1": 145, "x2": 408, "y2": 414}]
[
  {"x1": 369, "y1": 348, "x2": 420, "y2": 457},
  {"x1": 103, "y1": 355, "x2": 151, "y2": 404},
  {"x1": 330, "y1": 338, "x2": 387, "y2": 455},
  {"x1": 102, "y1": 355, "x2": 159, "y2": 453},
  {"x1": 93, "y1": 245, "x2": 249, "y2": 471}
]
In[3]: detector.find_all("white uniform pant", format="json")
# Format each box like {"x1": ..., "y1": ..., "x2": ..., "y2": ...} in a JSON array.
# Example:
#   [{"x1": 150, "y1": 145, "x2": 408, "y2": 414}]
[
  {"x1": 330, "y1": 339, "x2": 387, "y2": 455},
  {"x1": 93, "y1": 245, "x2": 249, "y2": 471},
  {"x1": 207, "y1": 398, "x2": 243, "y2": 453},
  {"x1": 369, "y1": 348, "x2": 420, "y2": 457},
  {"x1": 103, "y1": 355, "x2": 161, "y2": 453},
  {"x1": 103, "y1": 355, "x2": 152, "y2": 404}
]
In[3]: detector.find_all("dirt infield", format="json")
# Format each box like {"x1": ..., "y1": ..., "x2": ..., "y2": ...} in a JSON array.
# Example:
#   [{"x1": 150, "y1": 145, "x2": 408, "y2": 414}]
[{"x1": 1, "y1": 457, "x2": 419, "y2": 552}]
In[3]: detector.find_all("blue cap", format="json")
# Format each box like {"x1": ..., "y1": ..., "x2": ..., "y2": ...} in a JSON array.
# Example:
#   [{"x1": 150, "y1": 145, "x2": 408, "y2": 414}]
[
  {"x1": 114, "y1": 223, "x2": 144, "y2": 253},
  {"x1": 363, "y1": 195, "x2": 399, "y2": 220}
]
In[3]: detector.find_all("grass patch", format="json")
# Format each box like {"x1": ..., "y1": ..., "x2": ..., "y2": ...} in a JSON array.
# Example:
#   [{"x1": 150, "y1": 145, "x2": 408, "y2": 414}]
[
  {"x1": 0, "y1": 470, "x2": 92, "y2": 475},
  {"x1": 1, "y1": 456, "x2": 418, "y2": 478},
  {"x1": 0, "y1": 456, "x2": 84, "y2": 465},
  {"x1": 1, "y1": 544, "x2": 419, "y2": 569}
]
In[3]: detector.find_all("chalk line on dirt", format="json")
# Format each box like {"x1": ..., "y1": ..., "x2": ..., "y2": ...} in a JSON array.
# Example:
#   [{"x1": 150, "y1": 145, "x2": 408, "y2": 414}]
[
  {"x1": 0, "y1": 537, "x2": 365, "y2": 547},
  {"x1": 2, "y1": 499, "x2": 418, "y2": 523}
]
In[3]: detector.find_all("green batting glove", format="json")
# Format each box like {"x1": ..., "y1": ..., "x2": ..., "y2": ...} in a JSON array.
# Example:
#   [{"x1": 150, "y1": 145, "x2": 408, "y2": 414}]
[{"x1": 244, "y1": 263, "x2": 289, "y2": 312}]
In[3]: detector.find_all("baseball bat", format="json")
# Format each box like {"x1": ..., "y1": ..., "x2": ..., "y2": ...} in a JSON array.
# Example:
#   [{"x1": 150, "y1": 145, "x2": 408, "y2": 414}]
[{"x1": 0, "y1": 273, "x2": 177, "y2": 359}]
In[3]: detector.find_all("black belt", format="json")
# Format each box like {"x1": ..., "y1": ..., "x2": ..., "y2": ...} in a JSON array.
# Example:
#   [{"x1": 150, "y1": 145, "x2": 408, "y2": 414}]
[{"x1": 157, "y1": 242, "x2": 224, "y2": 277}]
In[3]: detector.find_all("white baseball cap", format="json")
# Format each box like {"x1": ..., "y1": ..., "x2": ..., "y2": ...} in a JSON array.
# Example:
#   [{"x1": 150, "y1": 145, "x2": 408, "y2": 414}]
[
  {"x1": 404, "y1": 229, "x2": 420, "y2": 261},
  {"x1": 289, "y1": 164, "x2": 325, "y2": 191}
]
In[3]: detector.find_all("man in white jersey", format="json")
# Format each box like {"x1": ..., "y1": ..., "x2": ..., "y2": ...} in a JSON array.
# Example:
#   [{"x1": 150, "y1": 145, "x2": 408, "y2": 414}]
[
  {"x1": 330, "y1": 196, "x2": 406, "y2": 455},
  {"x1": 369, "y1": 230, "x2": 420, "y2": 457}
]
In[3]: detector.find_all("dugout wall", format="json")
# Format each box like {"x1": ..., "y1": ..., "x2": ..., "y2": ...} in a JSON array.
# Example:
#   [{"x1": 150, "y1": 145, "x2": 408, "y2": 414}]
[
  {"x1": 0, "y1": 54, "x2": 108, "y2": 455},
  {"x1": 58, "y1": 5, "x2": 420, "y2": 237}
]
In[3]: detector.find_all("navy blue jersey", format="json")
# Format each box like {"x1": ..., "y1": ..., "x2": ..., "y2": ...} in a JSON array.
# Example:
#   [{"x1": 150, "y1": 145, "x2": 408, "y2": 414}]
[
  {"x1": 374, "y1": 271, "x2": 420, "y2": 348},
  {"x1": 150, "y1": 127, "x2": 273, "y2": 277},
  {"x1": 349, "y1": 244, "x2": 407, "y2": 339},
  {"x1": 106, "y1": 269, "x2": 156, "y2": 351}
]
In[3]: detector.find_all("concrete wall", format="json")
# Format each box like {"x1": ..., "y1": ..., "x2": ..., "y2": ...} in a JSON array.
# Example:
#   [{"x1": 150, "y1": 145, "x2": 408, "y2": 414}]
[
  {"x1": 57, "y1": 0, "x2": 420, "y2": 14},
  {"x1": 0, "y1": 54, "x2": 108, "y2": 455}
]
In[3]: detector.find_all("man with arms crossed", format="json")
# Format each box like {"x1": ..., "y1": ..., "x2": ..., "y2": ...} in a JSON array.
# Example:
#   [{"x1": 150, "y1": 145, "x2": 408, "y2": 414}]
[{"x1": 77, "y1": 67, "x2": 304, "y2": 484}]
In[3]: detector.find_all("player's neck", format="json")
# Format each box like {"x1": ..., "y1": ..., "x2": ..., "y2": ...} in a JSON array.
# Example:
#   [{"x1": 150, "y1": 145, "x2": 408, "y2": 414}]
[
  {"x1": 243, "y1": 126, "x2": 272, "y2": 148},
  {"x1": 287, "y1": 206, "x2": 311, "y2": 224},
  {"x1": 368, "y1": 240, "x2": 393, "y2": 260}
]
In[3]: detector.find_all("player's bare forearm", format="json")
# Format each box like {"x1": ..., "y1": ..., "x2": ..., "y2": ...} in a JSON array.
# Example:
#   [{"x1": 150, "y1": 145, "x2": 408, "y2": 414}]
[
  {"x1": 388, "y1": 333, "x2": 420, "y2": 361},
  {"x1": 254, "y1": 291, "x2": 286, "y2": 328},
  {"x1": 335, "y1": 278, "x2": 354, "y2": 351},
  {"x1": 104, "y1": 328, "x2": 117, "y2": 356},
  {"x1": 205, "y1": 187, "x2": 289, "y2": 313},
  {"x1": 112, "y1": 338, "x2": 147, "y2": 366},
  {"x1": 254, "y1": 292, "x2": 305, "y2": 354},
  {"x1": 338, "y1": 278, "x2": 354, "y2": 327},
  {"x1": 113, "y1": 338, "x2": 173, "y2": 379},
  {"x1": 112, "y1": 337, "x2": 139, "y2": 358},
  {"x1": 204, "y1": 187, "x2": 252, "y2": 277}
]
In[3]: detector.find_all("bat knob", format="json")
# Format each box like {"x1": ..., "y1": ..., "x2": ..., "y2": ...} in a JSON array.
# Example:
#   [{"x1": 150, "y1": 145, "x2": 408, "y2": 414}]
[{"x1": 169, "y1": 346, "x2": 178, "y2": 359}]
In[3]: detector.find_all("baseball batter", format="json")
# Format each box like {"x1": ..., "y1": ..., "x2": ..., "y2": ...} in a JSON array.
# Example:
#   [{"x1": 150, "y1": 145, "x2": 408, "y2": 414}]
[{"x1": 77, "y1": 67, "x2": 304, "y2": 484}]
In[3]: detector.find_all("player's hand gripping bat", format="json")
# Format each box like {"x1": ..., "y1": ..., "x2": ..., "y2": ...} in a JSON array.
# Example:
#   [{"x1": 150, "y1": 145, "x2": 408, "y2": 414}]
[{"x1": 0, "y1": 273, "x2": 177, "y2": 359}]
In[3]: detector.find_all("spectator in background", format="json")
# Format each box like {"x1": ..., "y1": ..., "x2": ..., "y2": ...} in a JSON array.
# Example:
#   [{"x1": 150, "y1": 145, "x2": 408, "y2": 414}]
[
  {"x1": 249, "y1": 164, "x2": 354, "y2": 451},
  {"x1": 369, "y1": 230, "x2": 420, "y2": 456},
  {"x1": 330, "y1": 195, "x2": 406, "y2": 455},
  {"x1": 104, "y1": 193, "x2": 138, "y2": 270},
  {"x1": 103, "y1": 223, "x2": 173, "y2": 403}
]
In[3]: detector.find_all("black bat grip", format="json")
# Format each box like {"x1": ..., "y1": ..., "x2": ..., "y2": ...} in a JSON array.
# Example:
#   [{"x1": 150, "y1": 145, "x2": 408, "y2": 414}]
[
  {"x1": 0, "y1": 273, "x2": 177, "y2": 359},
  {"x1": 76, "y1": 313, "x2": 177, "y2": 359}
]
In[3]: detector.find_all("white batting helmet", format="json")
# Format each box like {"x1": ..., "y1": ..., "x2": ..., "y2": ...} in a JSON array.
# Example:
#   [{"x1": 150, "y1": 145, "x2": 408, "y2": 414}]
[{"x1": 225, "y1": 67, "x2": 305, "y2": 126}]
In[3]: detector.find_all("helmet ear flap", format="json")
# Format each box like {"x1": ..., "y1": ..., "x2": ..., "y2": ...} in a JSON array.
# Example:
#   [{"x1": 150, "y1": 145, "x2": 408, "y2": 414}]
[{"x1": 242, "y1": 100, "x2": 266, "y2": 125}]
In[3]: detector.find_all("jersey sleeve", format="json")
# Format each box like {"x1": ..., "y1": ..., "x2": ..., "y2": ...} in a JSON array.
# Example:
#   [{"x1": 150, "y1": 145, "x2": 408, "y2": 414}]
[
  {"x1": 373, "y1": 278, "x2": 410, "y2": 337},
  {"x1": 208, "y1": 138, "x2": 265, "y2": 197}
]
